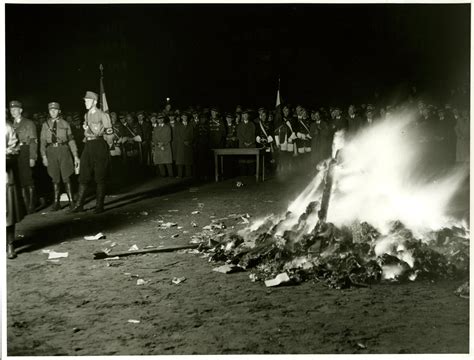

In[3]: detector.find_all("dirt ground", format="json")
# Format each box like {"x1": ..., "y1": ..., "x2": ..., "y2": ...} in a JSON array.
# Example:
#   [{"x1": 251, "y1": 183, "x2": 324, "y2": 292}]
[{"x1": 7, "y1": 173, "x2": 470, "y2": 355}]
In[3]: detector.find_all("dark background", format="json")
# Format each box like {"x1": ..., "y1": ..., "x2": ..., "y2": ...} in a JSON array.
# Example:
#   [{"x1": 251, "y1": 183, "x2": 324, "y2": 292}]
[{"x1": 6, "y1": 3, "x2": 470, "y2": 112}]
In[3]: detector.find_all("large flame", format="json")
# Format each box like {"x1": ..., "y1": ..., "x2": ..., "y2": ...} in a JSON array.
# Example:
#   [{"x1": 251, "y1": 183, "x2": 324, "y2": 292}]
[{"x1": 283, "y1": 109, "x2": 468, "y2": 237}]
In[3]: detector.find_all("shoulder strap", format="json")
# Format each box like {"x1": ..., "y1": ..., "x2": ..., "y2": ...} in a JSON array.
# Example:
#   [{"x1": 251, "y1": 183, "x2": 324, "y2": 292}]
[
  {"x1": 299, "y1": 119, "x2": 310, "y2": 133},
  {"x1": 259, "y1": 121, "x2": 268, "y2": 138}
]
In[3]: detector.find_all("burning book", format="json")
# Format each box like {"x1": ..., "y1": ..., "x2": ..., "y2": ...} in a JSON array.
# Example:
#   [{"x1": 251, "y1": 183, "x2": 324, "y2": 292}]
[{"x1": 192, "y1": 109, "x2": 469, "y2": 289}]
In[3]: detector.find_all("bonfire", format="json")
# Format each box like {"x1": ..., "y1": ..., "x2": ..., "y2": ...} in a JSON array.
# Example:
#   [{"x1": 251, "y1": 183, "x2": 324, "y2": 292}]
[{"x1": 191, "y1": 109, "x2": 470, "y2": 289}]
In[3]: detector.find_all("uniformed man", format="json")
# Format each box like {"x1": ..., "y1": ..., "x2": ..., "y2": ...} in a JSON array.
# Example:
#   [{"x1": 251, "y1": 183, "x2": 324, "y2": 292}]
[
  {"x1": 71, "y1": 91, "x2": 114, "y2": 214},
  {"x1": 136, "y1": 111, "x2": 152, "y2": 167},
  {"x1": 10, "y1": 100, "x2": 38, "y2": 214},
  {"x1": 255, "y1": 109, "x2": 274, "y2": 151},
  {"x1": 295, "y1": 107, "x2": 312, "y2": 156},
  {"x1": 274, "y1": 104, "x2": 297, "y2": 174},
  {"x1": 224, "y1": 113, "x2": 238, "y2": 148},
  {"x1": 208, "y1": 108, "x2": 226, "y2": 149},
  {"x1": 40, "y1": 102, "x2": 79, "y2": 210}
]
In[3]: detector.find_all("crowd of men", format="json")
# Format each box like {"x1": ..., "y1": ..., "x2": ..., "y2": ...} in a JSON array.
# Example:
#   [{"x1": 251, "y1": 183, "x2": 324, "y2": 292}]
[{"x1": 6, "y1": 94, "x2": 470, "y2": 216}]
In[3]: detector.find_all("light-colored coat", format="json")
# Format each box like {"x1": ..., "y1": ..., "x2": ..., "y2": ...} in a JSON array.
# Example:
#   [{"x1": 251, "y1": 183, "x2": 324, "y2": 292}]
[{"x1": 152, "y1": 124, "x2": 172, "y2": 164}]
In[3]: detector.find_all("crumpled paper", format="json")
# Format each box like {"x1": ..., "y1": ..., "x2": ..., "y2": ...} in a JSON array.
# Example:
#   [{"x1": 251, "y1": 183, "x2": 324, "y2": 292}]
[
  {"x1": 84, "y1": 232, "x2": 106, "y2": 241},
  {"x1": 42, "y1": 250, "x2": 69, "y2": 259},
  {"x1": 171, "y1": 277, "x2": 186, "y2": 285}
]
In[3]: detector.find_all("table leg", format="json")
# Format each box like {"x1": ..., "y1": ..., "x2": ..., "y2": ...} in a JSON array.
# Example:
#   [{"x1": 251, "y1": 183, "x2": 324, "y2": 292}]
[
  {"x1": 262, "y1": 153, "x2": 265, "y2": 182},
  {"x1": 256, "y1": 152, "x2": 260, "y2": 182},
  {"x1": 214, "y1": 152, "x2": 218, "y2": 182},
  {"x1": 220, "y1": 155, "x2": 224, "y2": 180}
]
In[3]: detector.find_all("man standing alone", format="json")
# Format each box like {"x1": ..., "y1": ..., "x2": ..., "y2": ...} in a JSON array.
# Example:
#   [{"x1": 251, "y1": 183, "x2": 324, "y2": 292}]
[{"x1": 71, "y1": 91, "x2": 114, "y2": 214}]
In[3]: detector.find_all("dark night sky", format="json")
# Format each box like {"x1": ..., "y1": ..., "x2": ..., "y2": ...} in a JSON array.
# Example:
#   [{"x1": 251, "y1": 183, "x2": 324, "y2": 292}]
[{"x1": 6, "y1": 3, "x2": 471, "y2": 112}]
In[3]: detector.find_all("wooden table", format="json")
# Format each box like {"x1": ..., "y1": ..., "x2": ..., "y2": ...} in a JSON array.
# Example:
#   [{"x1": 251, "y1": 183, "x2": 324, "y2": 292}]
[{"x1": 212, "y1": 148, "x2": 266, "y2": 182}]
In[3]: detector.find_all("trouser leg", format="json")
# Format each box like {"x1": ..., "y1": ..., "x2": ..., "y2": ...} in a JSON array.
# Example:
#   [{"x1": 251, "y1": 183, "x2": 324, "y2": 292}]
[
  {"x1": 51, "y1": 183, "x2": 61, "y2": 211},
  {"x1": 70, "y1": 183, "x2": 87, "y2": 213},
  {"x1": 65, "y1": 181, "x2": 75, "y2": 209},
  {"x1": 166, "y1": 164, "x2": 174, "y2": 177},
  {"x1": 94, "y1": 183, "x2": 106, "y2": 214},
  {"x1": 7, "y1": 225, "x2": 17, "y2": 259},
  {"x1": 28, "y1": 186, "x2": 36, "y2": 214}
]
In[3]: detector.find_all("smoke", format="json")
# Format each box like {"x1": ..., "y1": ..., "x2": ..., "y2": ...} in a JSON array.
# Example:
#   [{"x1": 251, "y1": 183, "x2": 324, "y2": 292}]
[
  {"x1": 267, "y1": 108, "x2": 468, "y2": 238},
  {"x1": 326, "y1": 109, "x2": 468, "y2": 236}
]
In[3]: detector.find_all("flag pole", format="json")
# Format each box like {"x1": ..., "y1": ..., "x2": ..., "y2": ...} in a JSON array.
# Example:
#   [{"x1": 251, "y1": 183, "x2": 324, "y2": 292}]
[{"x1": 99, "y1": 64, "x2": 104, "y2": 110}]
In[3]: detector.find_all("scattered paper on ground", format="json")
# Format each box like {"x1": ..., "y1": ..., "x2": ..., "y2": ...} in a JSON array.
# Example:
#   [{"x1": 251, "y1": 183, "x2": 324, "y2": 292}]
[
  {"x1": 213, "y1": 264, "x2": 244, "y2": 274},
  {"x1": 84, "y1": 232, "x2": 106, "y2": 241},
  {"x1": 128, "y1": 244, "x2": 139, "y2": 251},
  {"x1": 42, "y1": 250, "x2": 69, "y2": 260},
  {"x1": 172, "y1": 277, "x2": 186, "y2": 285},
  {"x1": 128, "y1": 319, "x2": 140, "y2": 324},
  {"x1": 265, "y1": 273, "x2": 291, "y2": 287},
  {"x1": 192, "y1": 211, "x2": 200, "y2": 215},
  {"x1": 140, "y1": 211, "x2": 149, "y2": 216},
  {"x1": 159, "y1": 222, "x2": 177, "y2": 229}
]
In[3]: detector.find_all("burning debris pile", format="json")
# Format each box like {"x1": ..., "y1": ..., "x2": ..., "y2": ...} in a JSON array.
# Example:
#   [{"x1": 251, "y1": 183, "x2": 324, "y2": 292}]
[
  {"x1": 191, "y1": 205, "x2": 468, "y2": 289},
  {"x1": 189, "y1": 110, "x2": 470, "y2": 289}
]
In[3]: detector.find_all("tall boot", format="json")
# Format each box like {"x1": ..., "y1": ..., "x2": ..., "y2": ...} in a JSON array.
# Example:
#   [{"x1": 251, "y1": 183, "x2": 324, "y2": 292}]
[
  {"x1": 65, "y1": 181, "x2": 76, "y2": 210},
  {"x1": 21, "y1": 187, "x2": 30, "y2": 214},
  {"x1": 28, "y1": 186, "x2": 36, "y2": 214},
  {"x1": 7, "y1": 225, "x2": 17, "y2": 259},
  {"x1": 94, "y1": 183, "x2": 106, "y2": 214},
  {"x1": 51, "y1": 183, "x2": 61, "y2": 211},
  {"x1": 70, "y1": 184, "x2": 87, "y2": 213}
]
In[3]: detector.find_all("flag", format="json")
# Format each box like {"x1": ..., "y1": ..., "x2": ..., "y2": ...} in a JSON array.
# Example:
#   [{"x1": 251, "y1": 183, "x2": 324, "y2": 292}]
[
  {"x1": 274, "y1": 77, "x2": 283, "y2": 128},
  {"x1": 276, "y1": 77, "x2": 282, "y2": 108},
  {"x1": 99, "y1": 64, "x2": 109, "y2": 113}
]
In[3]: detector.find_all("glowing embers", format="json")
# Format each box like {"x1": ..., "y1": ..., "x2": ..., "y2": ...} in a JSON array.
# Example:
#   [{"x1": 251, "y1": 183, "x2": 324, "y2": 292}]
[
  {"x1": 194, "y1": 109, "x2": 469, "y2": 289},
  {"x1": 197, "y1": 218, "x2": 468, "y2": 289}
]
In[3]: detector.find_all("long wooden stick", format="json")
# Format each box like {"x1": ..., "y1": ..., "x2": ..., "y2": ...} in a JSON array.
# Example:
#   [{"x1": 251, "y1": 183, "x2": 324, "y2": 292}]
[{"x1": 93, "y1": 244, "x2": 199, "y2": 260}]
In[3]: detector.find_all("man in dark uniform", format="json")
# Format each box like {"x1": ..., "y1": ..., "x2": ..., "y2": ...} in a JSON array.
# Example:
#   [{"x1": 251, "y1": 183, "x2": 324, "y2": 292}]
[
  {"x1": 208, "y1": 107, "x2": 226, "y2": 149},
  {"x1": 10, "y1": 100, "x2": 38, "y2": 214},
  {"x1": 40, "y1": 102, "x2": 80, "y2": 210},
  {"x1": 175, "y1": 113, "x2": 195, "y2": 178},
  {"x1": 136, "y1": 111, "x2": 152, "y2": 169},
  {"x1": 196, "y1": 113, "x2": 210, "y2": 180},
  {"x1": 71, "y1": 91, "x2": 114, "y2": 214},
  {"x1": 225, "y1": 113, "x2": 238, "y2": 148}
]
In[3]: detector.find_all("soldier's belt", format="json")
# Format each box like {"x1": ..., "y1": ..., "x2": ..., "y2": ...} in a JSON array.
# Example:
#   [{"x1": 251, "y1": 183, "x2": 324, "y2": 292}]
[
  {"x1": 47, "y1": 142, "x2": 67, "y2": 147},
  {"x1": 86, "y1": 136, "x2": 101, "y2": 141}
]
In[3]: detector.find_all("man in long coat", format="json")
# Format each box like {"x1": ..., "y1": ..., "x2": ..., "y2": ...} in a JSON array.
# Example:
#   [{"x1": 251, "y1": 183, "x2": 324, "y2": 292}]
[
  {"x1": 175, "y1": 113, "x2": 195, "y2": 178},
  {"x1": 152, "y1": 114, "x2": 174, "y2": 177}
]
